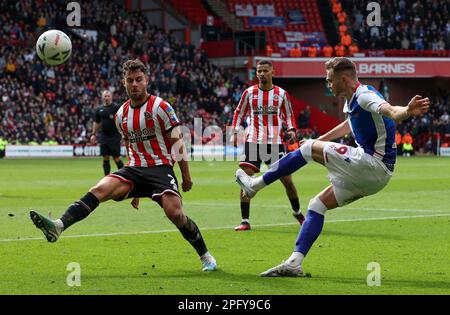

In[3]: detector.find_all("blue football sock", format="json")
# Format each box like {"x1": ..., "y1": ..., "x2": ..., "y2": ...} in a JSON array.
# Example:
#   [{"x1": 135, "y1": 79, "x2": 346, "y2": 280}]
[
  {"x1": 263, "y1": 149, "x2": 308, "y2": 185},
  {"x1": 295, "y1": 210, "x2": 324, "y2": 256}
]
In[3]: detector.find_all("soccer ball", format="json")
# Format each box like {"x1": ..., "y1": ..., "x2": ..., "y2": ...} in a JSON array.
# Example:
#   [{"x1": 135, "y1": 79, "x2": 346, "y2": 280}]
[{"x1": 36, "y1": 30, "x2": 72, "y2": 65}]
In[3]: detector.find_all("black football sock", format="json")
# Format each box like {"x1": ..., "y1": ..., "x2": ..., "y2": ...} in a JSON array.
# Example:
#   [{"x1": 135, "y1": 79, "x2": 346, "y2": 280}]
[
  {"x1": 290, "y1": 198, "x2": 300, "y2": 213},
  {"x1": 240, "y1": 202, "x2": 250, "y2": 222},
  {"x1": 103, "y1": 160, "x2": 111, "y2": 175},
  {"x1": 177, "y1": 216, "x2": 208, "y2": 256},
  {"x1": 60, "y1": 192, "x2": 100, "y2": 230},
  {"x1": 116, "y1": 160, "x2": 124, "y2": 169}
]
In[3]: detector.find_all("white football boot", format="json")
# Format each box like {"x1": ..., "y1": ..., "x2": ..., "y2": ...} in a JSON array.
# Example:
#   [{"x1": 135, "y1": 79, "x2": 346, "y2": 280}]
[
  {"x1": 235, "y1": 169, "x2": 257, "y2": 198},
  {"x1": 260, "y1": 261, "x2": 303, "y2": 277}
]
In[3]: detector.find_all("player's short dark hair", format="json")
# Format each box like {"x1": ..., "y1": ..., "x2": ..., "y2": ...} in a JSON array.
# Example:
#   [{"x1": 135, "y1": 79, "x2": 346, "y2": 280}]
[
  {"x1": 257, "y1": 60, "x2": 273, "y2": 68},
  {"x1": 325, "y1": 57, "x2": 357, "y2": 77},
  {"x1": 122, "y1": 59, "x2": 148, "y2": 78}
]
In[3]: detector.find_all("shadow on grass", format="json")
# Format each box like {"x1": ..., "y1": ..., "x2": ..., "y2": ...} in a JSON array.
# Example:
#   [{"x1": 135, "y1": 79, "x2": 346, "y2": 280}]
[
  {"x1": 70, "y1": 268, "x2": 450, "y2": 294},
  {"x1": 251, "y1": 227, "x2": 403, "y2": 240},
  {"x1": 306, "y1": 274, "x2": 450, "y2": 292},
  {"x1": 320, "y1": 229, "x2": 404, "y2": 240}
]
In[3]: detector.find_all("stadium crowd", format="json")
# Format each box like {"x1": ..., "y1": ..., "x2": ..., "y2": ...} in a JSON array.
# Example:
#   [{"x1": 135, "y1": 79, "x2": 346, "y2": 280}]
[
  {"x1": 396, "y1": 89, "x2": 450, "y2": 154},
  {"x1": 0, "y1": 0, "x2": 449, "y2": 154},
  {"x1": 345, "y1": 0, "x2": 450, "y2": 51},
  {"x1": 0, "y1": 0, "x2": 245, "y2": 146}
]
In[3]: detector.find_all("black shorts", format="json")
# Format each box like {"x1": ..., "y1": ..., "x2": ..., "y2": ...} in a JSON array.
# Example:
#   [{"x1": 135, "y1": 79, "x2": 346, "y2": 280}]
[
  {"x1": 99, "y1": 134, "x2": 121, "y2": 157},
  {"x1": 108, "y1": 165, "x2": 181, "y2": 207},
  {"x1": 239, "y1": 142, "x2": 285, "y2": 173}
]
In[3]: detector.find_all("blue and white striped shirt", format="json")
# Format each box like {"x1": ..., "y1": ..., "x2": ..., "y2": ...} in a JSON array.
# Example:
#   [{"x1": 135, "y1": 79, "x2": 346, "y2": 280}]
[{"x1": 344, "y1": 84, "x2": 396, "y2": 164}]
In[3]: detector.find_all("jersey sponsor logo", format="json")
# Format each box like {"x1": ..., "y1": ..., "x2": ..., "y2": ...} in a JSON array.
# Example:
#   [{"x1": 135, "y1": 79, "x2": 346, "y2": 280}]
[
  {"x1": 254, "y1": 105, "x2": 278, "y2": 115},
  {"x1": 128, "y1": 128, "x2": 156, "y2": 143}
]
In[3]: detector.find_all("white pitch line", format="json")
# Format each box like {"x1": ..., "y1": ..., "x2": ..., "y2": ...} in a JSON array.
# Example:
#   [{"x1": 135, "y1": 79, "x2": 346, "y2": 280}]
[
  {"x1": 184, "y1": 202, "x2": 450, "y2": 213},
  {"x1": 1, "y1": 213, "x2": 450, "y2": 243}
]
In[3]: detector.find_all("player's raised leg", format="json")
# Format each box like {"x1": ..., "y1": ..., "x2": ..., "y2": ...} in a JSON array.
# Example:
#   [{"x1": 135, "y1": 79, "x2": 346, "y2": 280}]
[
  {"x1": 160, "y1": 193, "x2": 217, "y2": 271},
  {"x1": 260, "y1": 185, "x2": 337, "y2": 277},
  {"x1": 236, "y1": 139, "x2": 319, "y2": 198},
  {"x1": 30, "y1": 176, "x2": 131, "y2": 242}
]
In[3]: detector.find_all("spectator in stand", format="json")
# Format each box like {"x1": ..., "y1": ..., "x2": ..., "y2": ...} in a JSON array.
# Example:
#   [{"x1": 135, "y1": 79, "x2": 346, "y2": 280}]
[
  {"x1": 402, "y1": 132, "x2": 414, "y2": 157},
  {"x1": 341, "y1": 32, "x2": 352, "y2": 47},
  {"x1": 332, "y1": 0, "x2": 342, "y2": 15},
  {"x1": 307, "y1": 45, "x2": 318, "y2": 58},
  {"x1": 334, "y1": 43, "x2": 346, "y2": 57},
  {"x1": 338, "y1": 23, "x2": 348, "y2": 36},
  {"x1": 348, "y1": 43, "x2": 359, "y2": 56},
  {"x1": 322, "y1": 44, "x2": 334, "y2": 57},
  {"x1": 337, "y1": 11, "x2": 347, "y2": 24},
  {"x1": 289, "y1": 45, "x2": 302, "y2": 57}
]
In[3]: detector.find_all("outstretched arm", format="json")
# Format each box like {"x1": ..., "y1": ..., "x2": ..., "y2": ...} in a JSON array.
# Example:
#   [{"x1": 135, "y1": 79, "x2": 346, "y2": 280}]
[
  {"x1": 379, "y1": 95, "x2": 430, "y2": 122},
  {"x1": 316, "y1": 120, "x2": 351, "y2": 142}
]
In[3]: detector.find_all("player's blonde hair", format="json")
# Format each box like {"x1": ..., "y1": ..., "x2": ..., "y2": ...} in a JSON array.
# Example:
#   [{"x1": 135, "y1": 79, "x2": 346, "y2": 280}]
[
  {"x1": 121, "y1": 59, "x2": 148, "y2": 78},
  {"x1": 325, "y1": 57, "x2": 357, "y2": 77}
]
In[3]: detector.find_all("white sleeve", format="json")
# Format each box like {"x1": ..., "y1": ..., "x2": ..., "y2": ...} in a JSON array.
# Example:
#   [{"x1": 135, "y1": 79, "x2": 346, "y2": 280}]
[
  {"x1": 114, "y1": 110, "x2": 126, "y2": 140},
  {"x1": 357, "y1": 91, "x2": 388, "y2": 114},
  {"x1": 157, "y1": 102, "x2": 180, "y2": 131}
]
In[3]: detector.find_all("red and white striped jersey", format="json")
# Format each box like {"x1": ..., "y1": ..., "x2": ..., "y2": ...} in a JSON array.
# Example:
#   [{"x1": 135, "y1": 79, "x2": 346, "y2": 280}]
[
  {"x1": 114, "y1": 95, "x2": 179, "y2": 167},
  {"x1": 231, "y1": 85, "x2": 296, "y2": 144}
]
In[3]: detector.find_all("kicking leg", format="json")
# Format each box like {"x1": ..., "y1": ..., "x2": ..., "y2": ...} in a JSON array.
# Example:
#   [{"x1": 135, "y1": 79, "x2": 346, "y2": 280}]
[
  {"x1": 30, "y1": 176, "x2": 131, "y2": 242},
  {"x1": 236, "y1": 139, "x2": 322, "y2": 198}
]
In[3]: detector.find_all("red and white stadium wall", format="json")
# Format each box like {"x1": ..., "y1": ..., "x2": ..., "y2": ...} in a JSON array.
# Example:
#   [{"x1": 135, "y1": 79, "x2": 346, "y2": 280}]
[{"x1": 256, "y1": 57, "x2": 450, "y2": 78}]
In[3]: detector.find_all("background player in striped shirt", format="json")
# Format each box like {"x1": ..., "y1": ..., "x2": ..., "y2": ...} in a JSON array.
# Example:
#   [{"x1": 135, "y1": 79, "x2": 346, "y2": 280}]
[
  {"x1": 236, "y1": 57, "x2": 430, "y2": 276},
  {"x1": 231, "y1": 60, "x2": 304, "y2": 231},
  {"x1": 30, "y1": 59, "x2": 217, "y2": 272}
]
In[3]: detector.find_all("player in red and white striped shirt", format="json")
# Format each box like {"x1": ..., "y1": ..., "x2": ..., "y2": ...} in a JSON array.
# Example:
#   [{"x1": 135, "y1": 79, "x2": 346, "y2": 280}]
[
  {"x1": 230, "y1": 60, "x2": 304, "y2": 231},
  {"x1": 29, "y1": 59, "x2": 217, "y2": 272}
]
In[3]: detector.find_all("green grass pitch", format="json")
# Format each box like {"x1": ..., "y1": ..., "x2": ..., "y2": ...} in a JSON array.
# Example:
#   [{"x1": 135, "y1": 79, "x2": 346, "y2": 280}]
[{"x1": 1, "y1": 157, "x2": 449, "y2": 294}]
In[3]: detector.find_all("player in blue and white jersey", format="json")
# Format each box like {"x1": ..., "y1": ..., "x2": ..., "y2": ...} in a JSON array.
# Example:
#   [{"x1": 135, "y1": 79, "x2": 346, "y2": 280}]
[{"x1": 235, "y1": 57, "x2": 430, "y2": 277}]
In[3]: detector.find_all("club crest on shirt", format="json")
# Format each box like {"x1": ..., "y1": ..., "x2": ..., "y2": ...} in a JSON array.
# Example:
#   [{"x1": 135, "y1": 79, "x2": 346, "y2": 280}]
[{"x1": 144, "y1": 111, "x2": 152, "y2": 120}]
